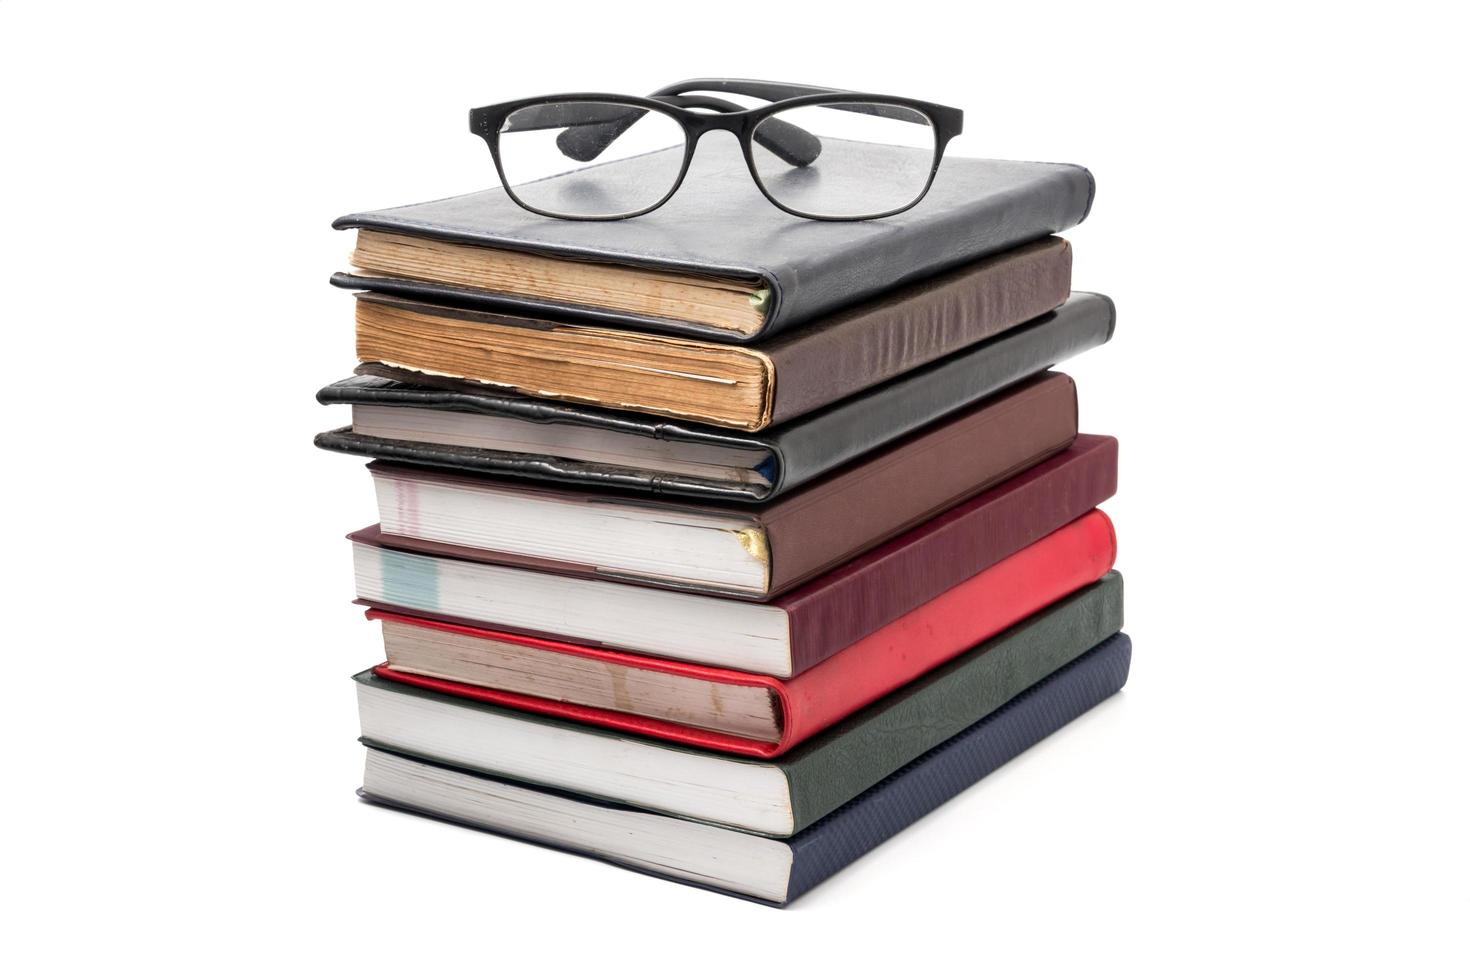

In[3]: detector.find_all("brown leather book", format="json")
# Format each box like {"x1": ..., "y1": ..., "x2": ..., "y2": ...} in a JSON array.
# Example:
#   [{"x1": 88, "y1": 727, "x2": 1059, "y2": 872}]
[
  {"x1": 352, "y1": 237, "x2": 1072, "y2": 431},
  {"x1": 359, "y1": 372, "x2": 1079, "y2": 600}
]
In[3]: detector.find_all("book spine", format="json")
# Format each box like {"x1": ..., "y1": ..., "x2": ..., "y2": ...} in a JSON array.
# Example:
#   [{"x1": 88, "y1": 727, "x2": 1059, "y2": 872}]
[
  {"x1": 768, "y1": 291, "x2": 1116, "y2": 496},
  {"x1": 784, "y1": 632, "x2": 1131, "y2": 902},
  {"x1": 780, "y1": 510, "x2": 1115, "y2": 747},
  {"x1": 761, "y1": 371, "x2": 1080, "y2": 610},
  {"x1": 780, "y1": 571, "x2": 1125, "y2": 833},
  {"x1": 764, "y1": 239, "x2": 1073, "y2": 425},
  {"x1": 781, "y1": 434, "x2": 1118, "y2": 674}
]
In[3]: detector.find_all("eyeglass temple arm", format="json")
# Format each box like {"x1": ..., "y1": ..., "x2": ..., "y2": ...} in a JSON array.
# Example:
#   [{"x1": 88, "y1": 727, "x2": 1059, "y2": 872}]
[
  {"x1": 552, "y1": 93, "x2": 821, "y2": 167},
  {"x1": 657, "y1": 78, "x2": 938, "y2": 126},
  {"x1": 653, "y1": 78, "x2": 846, "y2": 101},
  {"x1": 495, "y1": 78, "x2": 942, "y2": 167}
]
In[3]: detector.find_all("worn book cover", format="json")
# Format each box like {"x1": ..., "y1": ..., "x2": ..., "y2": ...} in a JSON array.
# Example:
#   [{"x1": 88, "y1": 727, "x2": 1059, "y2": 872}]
[
  {"x1": 343, "y1": 237, "x2": 1073, "y2": 430},
  {"x1": 317, "y1": 292, "x2": 1115, "y2": 499}
]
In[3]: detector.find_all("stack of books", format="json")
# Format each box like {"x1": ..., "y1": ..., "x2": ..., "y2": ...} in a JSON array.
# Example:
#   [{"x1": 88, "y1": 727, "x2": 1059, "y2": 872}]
[{"x1": 317, "y1": 141, "x2": 1129, "y2": 905}]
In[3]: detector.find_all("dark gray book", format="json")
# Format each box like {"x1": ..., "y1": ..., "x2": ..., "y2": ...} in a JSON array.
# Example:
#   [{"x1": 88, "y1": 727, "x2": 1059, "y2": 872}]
[{"x1": 316, "y1": 292, "x2": 1115, "y2": 502}]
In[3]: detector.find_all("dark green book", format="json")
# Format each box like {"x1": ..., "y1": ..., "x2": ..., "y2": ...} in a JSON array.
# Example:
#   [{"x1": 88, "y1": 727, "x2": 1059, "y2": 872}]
[
  {"x1": 355, "y1": 571, "x2": 1123, "y2": 837},
  {"x1": 358, "y1": 633, "x2": 1132, "y2": 905}
]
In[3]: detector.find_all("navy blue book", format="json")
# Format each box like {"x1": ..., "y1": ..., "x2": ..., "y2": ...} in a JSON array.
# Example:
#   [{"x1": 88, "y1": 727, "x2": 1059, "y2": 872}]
[{"x1": 357, "y1": 632, "x2": 1132, "y2": 905}]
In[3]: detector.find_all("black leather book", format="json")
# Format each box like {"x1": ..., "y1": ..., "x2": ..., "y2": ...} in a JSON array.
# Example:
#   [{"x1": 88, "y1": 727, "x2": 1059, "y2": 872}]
[
  {"x1": 316, "y1": 292, "x2": 1115, "y2": 502},
  {"x1": 358, "y1": 631, "x2": 1132, "y2": 906},
  {"x1": 332, "y1": 140, "x2": 1093, "y2": 343}
]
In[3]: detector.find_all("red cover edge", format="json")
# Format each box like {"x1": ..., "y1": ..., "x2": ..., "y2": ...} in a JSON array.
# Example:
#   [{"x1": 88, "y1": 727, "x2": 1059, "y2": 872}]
[
  {"x1": 368, "y1": 509, "x2": 1117, "y2": 759},
  {"x1": 371, "y1": 663, "x2": 783, "y2": 757}
]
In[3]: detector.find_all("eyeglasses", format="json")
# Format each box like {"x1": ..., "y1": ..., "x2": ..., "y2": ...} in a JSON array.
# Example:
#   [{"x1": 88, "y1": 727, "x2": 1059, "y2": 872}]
[{"x1": 468, "y1": 78, "x2": 963, "y2": 221}]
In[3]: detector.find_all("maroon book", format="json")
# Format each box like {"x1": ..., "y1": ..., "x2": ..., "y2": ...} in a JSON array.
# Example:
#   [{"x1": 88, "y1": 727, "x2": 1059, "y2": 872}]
[
  {"x1": 352, "y1": 434, "x2": 1118, "y2": 676},
  {"x1": 365, "y1": 371, "x2": 1080, "y2": 601}
]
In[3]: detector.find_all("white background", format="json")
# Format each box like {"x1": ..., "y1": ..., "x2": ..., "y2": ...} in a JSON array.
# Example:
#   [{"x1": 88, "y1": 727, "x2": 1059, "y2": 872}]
[{"x1": 3, "y1": 2, "x2": 1465, "y2": 976}]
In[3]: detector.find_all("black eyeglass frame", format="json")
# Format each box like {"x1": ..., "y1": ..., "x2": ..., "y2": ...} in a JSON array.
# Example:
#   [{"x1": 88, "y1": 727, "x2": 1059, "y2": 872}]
[{"x1": 468, "y1": 78, "x2": 964, "y2": 221}]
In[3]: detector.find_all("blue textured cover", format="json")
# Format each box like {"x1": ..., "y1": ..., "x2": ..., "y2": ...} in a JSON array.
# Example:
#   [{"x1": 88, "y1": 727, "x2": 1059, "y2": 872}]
[
  {"x1": 359, "y1": 632, "x2": 1131, "y2": 905},
  {"x1": 784, "y1": 631, "x2": 1131, "y2": 902}
]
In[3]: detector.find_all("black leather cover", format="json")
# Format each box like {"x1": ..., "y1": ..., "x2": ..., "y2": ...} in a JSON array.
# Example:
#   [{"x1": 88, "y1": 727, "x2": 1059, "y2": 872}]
[
  {"x1": 357, "y1": 632, "x2": 1131, "y2": 906},
  {"x1": 316, "y1": 292, "x2": 1115, "y2": 502},
  {"x1": 332, "y1": 141, "x2": 1094, "y2": 342}
]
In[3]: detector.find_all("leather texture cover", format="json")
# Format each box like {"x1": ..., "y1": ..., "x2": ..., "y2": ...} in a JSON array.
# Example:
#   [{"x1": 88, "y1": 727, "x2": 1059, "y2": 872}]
[
  {"x1": 332, "y1": 143, "x2": 1094, "y2": 343},
  {"x1": 761, "y1": 237, "x2": 1070, "y2": 424},
  {"x1": 357, "y1": 632, "x2": 1132, "y2": 906},
  {"x1": 316, "y1": 292, "x2": 1115, "y2": 502},
  {"x1": 367, "y1": 509, "x2": 1116, "y2": 757},
  {"x1": 353, "y1": 571, "x2": 1124, "y2": 836},
  {"x1": 351, "y1": 433, "x2": 1118, "y2": 674},
  {"x1": 363, "y1": 371, "x2": 1079, "y2": 600}
]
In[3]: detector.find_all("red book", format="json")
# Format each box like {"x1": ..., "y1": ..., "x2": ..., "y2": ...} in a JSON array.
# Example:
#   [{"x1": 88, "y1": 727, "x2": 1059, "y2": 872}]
[{"x1": 370, "y1": 509, "x2": 1117, "y2": 758}]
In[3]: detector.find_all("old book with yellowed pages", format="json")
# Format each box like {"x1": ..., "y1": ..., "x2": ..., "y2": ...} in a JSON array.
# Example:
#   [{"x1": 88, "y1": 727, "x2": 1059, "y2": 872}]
[
  {"x1": 349, "y1": 230, "x2": 771, "y2": 336},
  {"x1": 350, "y1": 237, "x2": 1070, "y2": 431}
]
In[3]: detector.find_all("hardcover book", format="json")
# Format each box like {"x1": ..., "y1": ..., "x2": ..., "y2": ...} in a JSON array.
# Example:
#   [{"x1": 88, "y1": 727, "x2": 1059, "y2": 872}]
[
  {"x1": 352, "y1": 434, "x2": 1119, "y2": 676},
  {"x1": 359, "y1": 631, "x2": 1133, "y2": 905},
  {"x1": 361, "y1": 371, "x2": 1078, "y2": 601},
  {"x1": 344, "y1": 238, "x2": 1072, "y2": 431},
  {"x1": 332, "y1": 143, "x2": 1093, "y2": 342},
  {"x1": 354, "y1": 571, "x2": 1124, "y2": 836},
  {"x1": 316, "y1": 292, "x2": 1115, "y2": 501},
  {"x1": 370, "y1": 510, "x2": 1115, "y2": 756}
]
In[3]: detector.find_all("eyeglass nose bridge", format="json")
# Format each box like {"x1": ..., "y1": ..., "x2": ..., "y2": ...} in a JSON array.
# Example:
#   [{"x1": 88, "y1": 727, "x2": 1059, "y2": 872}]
[
  {"x1": 658, "y1": 96, "x2": 760, "y2": 142},
  {"x1": 663, "y1": 99, "x2": 821, "y2": 170},
  {"x1": 683, "y1": 113, "x2": 754, "y2": 148}
]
